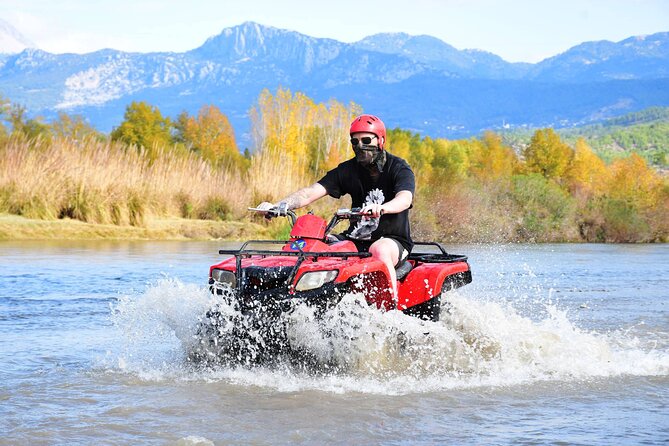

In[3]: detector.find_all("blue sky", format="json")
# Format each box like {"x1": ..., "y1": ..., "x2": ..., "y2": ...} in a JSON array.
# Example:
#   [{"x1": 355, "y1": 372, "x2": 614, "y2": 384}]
[{"x1": 1, "y1": 0, "x2": 668, "y2": 62}]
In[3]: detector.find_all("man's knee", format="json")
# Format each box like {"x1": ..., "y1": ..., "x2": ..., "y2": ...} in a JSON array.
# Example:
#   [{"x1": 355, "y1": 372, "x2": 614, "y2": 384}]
[{"x1": 369, "y1": 239, "x2": 399, "y2": 265}]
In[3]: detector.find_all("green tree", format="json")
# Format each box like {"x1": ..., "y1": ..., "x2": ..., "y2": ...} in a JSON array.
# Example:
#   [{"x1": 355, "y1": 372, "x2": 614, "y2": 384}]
[
  {"x1": 512, "y1": 173, "x2": 576, "y2": 240},
  {"x1": 6, "y1": 103, "x2": 50, "y2": 140},
  {"x1": 110, "y1": 101, "x2": 172, "y2": 151}
]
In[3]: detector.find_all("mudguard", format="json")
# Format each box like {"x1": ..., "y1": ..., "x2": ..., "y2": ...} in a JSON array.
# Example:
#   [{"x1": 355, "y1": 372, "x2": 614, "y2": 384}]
[{"x1": 397, "y1": 261, "x2": 471, "y2": 310}]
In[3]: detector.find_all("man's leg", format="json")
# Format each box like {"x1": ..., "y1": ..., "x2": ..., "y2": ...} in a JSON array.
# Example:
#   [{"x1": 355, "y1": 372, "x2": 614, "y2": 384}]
[{"x1": 368, "y1": 238, "x2": 401, "y2": 301}]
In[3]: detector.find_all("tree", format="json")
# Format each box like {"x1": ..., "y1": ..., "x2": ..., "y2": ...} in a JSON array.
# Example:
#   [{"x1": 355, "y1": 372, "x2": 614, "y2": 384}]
[
  {"x1": 606, "y1": 153, "x2": 663, "y2": 211},
  {"x1": 5, "y1": 103, "x2": 51, "y2": 140},
  {"x1": 431, "y1": 139, "x2": 470, "y2": 181},
  {"x1": 250, "y1": 88, "x2": 359, "y2": 174},
  {"x1": 176, "y1": 105, "x2": 243, "y2": 168},
  {"x1": 110, "y1": 101, "x2": 172, "y2": 151},
  {"x1": 565, "y1": 138, "x2": 608, "y2": 195},
  {"x1": 50, "y1": 112, "x2": 103, "y2": 141},
  {"x1": 524, "y1": 128, "x2": 573, "y2": 181},
  {"x1": 471, "y1": 131, "x2": 518, "y2": 182}
]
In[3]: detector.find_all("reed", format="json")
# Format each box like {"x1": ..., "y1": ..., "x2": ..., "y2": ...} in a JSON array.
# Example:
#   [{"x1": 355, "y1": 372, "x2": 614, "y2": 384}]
[
  {"x1": 247, "y1": 147, "x2": 313, "y2": 205},
  {"x1": 0, "y1": 135, "x2": 249, "y2": 226}
]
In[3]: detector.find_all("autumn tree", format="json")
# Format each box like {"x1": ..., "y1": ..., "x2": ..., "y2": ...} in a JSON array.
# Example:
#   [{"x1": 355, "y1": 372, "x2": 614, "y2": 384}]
[
  {"x1": 175, "y1": 105, "x2": 243, "y2": 168},
  {"x1": 306, "y1": 99, "x2": 360, "y2": 173},
  {"x1": 248, "y1": 88, "x2": 360, "y2": 204},
  {"x1": 430, "y1": 139, "x2": 470, "y2": 181},
  {"x1": 250, "y1": 88, "x2": 315, "y2": 163},
  {"x1": 250, "y1": 88, "x2": 359, "y2": 173},
  {"x1": 111, "y1": 101, "x2": 172, "y2": 151},
  {"x1": 50, "y1": 112, "x2": 103, "y2": 141},
  {"x1": 470, "y1": 131, "x2": 518, "y2": 182},
  {"x1": 524, "y1": 128, "x2": 573, "y2": 181},
  {"x1": 605, "y1": 153, "x2": 663, "y2": 211},
  {"x1": 565, "y1": 138, "x2": 608, "y2": 196}
]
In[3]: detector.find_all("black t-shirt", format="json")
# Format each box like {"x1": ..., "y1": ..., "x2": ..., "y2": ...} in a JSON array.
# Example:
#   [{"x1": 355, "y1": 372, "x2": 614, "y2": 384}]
[{"x1": 317, "y1": 151, "x2": 415, "y2": 253}]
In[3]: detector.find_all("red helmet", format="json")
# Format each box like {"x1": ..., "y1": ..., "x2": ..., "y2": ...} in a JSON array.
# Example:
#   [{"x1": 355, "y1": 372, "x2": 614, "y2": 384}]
[{"x1": 350, "y1": 114, "x2": 386, "y2": 149}]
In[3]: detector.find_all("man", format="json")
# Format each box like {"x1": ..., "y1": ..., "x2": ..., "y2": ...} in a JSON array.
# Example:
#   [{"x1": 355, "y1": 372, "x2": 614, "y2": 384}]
[{"x1": 257, "y1": 114, "x2": 415, "y2": 298}]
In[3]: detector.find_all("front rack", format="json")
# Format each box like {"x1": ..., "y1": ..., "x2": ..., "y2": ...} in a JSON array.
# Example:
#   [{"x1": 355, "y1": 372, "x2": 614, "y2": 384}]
[
  {"x1": 218, "y1": 240, "x2": 371, "y2": 294},
  {"x1": 215, "y1": 240, "x2": 467, "y2": 295}
]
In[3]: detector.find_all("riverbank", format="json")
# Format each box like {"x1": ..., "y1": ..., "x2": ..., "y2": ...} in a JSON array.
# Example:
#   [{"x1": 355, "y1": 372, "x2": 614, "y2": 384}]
[{"x1": 0, "y1": 214, "x2": 268, "y2": 241}]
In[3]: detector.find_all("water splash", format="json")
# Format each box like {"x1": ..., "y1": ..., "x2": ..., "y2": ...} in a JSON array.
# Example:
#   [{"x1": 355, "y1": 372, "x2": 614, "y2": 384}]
[{"x1": 109, "y1": 277, "x2": 669, "y2": 393}]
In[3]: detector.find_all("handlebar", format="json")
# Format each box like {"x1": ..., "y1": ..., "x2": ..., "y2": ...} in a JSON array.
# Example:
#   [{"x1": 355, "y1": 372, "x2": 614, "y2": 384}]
[
  {"x1": 248, "y1": 207, "x2": 297, "y2": 225},
  {"x1": 248, "y1": 207, "x2": 381, "y2": 232},
  {"x1": 335, "y1": 208, "x2": 367, "y2": 219},
  {"x1": 336, "y1": 207, "x2": 384, "y2": 218}
]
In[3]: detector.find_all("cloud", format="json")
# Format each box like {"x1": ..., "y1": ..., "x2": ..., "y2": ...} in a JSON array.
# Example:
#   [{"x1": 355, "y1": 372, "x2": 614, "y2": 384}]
[{"x1": 1, "y1": 10, "x2": 138, "y2": 53}]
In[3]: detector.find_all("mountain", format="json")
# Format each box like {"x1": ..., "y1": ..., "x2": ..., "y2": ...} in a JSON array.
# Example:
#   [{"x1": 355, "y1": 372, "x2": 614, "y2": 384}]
[
  {"x1": 354, "y1": 33, "x2": 531, "y2": 79},
  {"x1": 529, "y1": 32, "x2": 669, "y2": 82},
  {"x1": 0, "y1": 21, "x2": 668, "y2": 143},
  {"x1": 0, "y1": 19, "x2": 36, "y2": 53}
]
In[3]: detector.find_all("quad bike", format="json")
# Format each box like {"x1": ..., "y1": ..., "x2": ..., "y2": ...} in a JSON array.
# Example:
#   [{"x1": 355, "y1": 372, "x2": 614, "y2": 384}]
[{"x1": 191, "y1": 208, "x2": 472, "y2": 365}]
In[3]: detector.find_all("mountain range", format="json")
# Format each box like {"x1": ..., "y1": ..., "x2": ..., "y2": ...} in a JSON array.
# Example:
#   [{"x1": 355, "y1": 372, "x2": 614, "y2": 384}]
[{"x1": 1, "y1": 21, "x2": 668, "y2": 144}]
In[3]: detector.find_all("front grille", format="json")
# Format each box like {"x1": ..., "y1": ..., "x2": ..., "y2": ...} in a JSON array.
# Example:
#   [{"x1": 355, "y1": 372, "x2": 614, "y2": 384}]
[{"x1": 241, "y1": 265, "x2": 293, "y2": 295}]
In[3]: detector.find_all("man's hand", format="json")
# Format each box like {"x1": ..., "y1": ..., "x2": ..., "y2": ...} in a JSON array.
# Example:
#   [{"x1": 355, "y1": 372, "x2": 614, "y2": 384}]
[
  {"x1": 256, "y1": 202, "x2": 275, "y2": 211},
  {"x1": 361, "y1": 203, "x2": 385, "y2": 218},
  {"x1": 255, "y1": 201, "x2": 288, "y2": 217}
]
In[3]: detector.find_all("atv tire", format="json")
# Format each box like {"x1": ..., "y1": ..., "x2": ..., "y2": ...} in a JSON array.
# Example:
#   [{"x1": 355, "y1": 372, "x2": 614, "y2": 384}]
[{"x1": 403, "y1": 294, "x2": 441, "y2": 322}]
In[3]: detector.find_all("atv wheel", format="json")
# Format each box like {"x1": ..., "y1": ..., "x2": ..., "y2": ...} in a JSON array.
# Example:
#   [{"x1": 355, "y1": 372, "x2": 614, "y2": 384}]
[{"x1": 403, "y1": 294, "x2": 441, "y2": 322}]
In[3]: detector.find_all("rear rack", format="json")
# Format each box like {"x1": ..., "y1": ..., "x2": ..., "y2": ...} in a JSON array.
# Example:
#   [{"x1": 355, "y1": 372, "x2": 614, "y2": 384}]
[
  {"x1": 218, "y1": 240, "x2": 371, "y2": 294},
  {"x1": 409, "y1": 242, "x2": 469, "y2": 263}
]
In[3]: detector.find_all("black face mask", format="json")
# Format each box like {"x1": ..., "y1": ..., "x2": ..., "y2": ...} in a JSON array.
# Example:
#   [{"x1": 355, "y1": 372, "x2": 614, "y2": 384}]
[
  {"x1": 354, "y1": 144, "x2": 377, "y2": 165},
  {"x1": 354, "y1": 145, "x2": 386, "y2": 172}
]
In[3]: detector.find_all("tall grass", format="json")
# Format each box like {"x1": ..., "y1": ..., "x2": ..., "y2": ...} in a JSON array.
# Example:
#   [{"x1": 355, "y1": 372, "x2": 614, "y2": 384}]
[
  {"x1": 0, "y1": 135, "x2": 249, "y2": 226},
  {"x1": 247, "y1": 148, "x2": 312, "y2": 205},
  {"x1": 2, "y1": 132, "x2": 666, "y2": 242}
]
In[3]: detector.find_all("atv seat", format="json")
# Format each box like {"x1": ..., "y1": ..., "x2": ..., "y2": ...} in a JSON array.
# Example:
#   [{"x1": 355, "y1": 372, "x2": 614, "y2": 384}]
[{"x1": 395, "y1": 259, "x2": 413, "y2": 281}]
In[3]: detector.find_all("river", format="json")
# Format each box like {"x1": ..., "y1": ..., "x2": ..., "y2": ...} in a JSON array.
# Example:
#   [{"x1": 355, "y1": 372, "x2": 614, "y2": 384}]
[{"x1": 1, "y1": 241, "x2": 668, "y2": 445}]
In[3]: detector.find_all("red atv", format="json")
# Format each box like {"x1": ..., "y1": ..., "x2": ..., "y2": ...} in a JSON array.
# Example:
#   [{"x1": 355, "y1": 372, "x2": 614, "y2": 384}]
[
  {"x1": 194, "y1": 208, "x2": 471, "y2": 364},
  {"x1": 206, "y1": 206, "x2": 468, "y2": 320},
  {"x1": 209, "y1": 207, "x2": 471, "y2": 316}
]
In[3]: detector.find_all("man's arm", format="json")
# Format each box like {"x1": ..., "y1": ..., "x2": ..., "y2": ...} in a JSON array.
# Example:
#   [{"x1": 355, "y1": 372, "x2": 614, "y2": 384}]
[
  {"x1": 361, "y1": 190, "x2": 413, "y2": 218},
  {"x1": 258, "y1": 183, "x2": 328, "y2": 211}
]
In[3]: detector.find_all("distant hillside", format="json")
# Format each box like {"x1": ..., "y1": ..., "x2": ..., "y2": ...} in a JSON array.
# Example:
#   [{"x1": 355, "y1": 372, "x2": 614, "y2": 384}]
[
  {"x1": 501, "y1": 106, "x2": 669, "y2": 167},
  {"x1": 0, "y1": 22, "x2": 668, "y2": 143}
]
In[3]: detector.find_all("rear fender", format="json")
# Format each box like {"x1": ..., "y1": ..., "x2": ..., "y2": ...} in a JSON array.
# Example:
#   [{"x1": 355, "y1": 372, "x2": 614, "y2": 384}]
[{"x1": 397, "y1": 262, "x2": 470, "y2": 310}]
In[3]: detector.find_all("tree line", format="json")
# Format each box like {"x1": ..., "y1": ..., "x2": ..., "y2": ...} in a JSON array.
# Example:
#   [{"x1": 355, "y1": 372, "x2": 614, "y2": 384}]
[
  {"x1": 0, "y1": 90, "x2": 667, "y2": 242},
  {"x1": 502, "y1": 106, "x2": 669, "y2": 167}
]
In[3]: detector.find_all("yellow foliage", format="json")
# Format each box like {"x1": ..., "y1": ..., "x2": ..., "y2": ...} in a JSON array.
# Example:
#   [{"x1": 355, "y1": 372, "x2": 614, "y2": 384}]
[
  {"x1": 471, "y1": 132, "x2": 517, "y2": 182},
  {"x1": 386, "y1": 130, "x2": 411, "y2": 161},
  {"x1": 250, "y1": 88, "x2": 360, "y2": 177},
  {"x1": 524, "y1": 128, "x2": 574, "y2": 181},
  {"x1": 180, "y1": 105, "x2": 243, "y2": 169},
  {"x1": 606, "y1": 153, "x2": 663, "y2": 210},
  {"x1": 110, "y1": 101, "x2": 172, "y2": 153},
  {"x1": 566, "y1": 138, "x2": 608, "y2": 195}
]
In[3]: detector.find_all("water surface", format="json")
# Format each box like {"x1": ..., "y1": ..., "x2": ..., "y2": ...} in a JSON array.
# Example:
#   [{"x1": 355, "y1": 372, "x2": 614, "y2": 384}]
[{"x1": 1, "y1": 241, "x2": 668, "y2": 445}]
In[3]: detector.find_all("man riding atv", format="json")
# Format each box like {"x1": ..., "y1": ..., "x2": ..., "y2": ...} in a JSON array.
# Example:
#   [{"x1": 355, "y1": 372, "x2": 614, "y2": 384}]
[{"x1": 257, "y1": 114, "x2": 414, "y2": 300}]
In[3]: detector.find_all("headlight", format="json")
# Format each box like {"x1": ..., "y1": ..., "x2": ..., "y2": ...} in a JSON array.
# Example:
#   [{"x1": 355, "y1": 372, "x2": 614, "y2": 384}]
[
  {"x1": 211, "y1": 269, "x2": 236, "y2": 287},
  {"x1": 295, "y1": 270, "x2": 338, "y2": 292}
]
